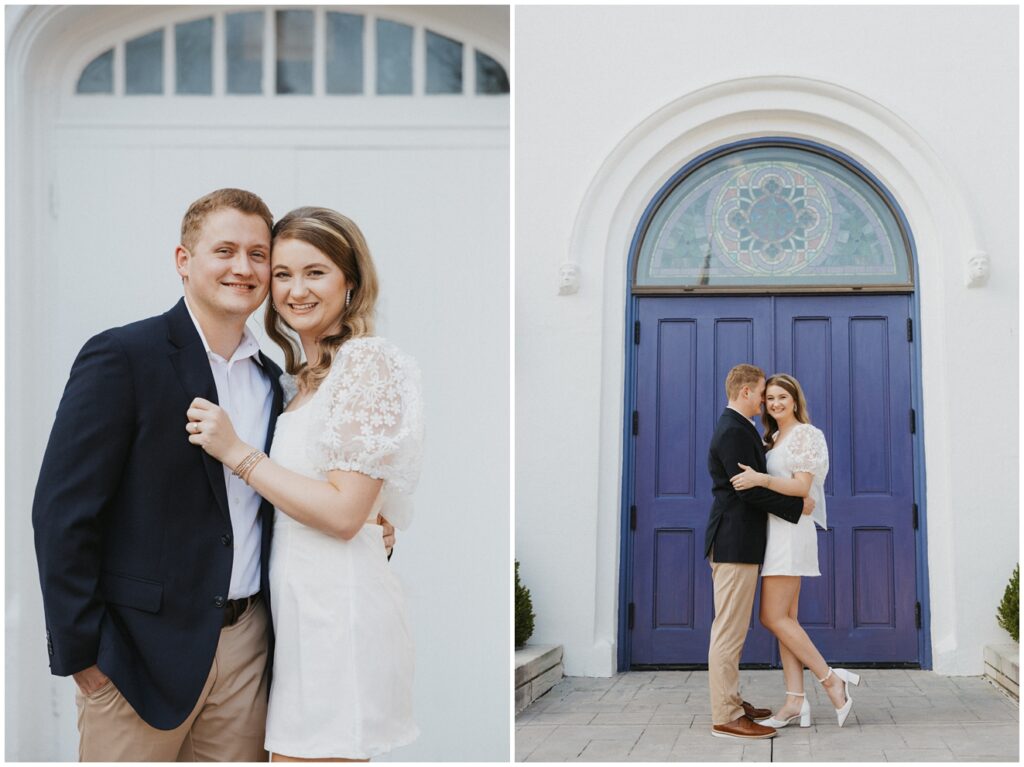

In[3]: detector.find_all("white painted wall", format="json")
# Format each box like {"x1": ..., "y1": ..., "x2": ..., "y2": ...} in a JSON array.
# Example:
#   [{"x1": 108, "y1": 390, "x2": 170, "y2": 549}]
[
  {"x1": 516, "y1": 5, "x2": 1018, "y2": 678},
  {"x1": 6, "y1": 5, "x2": 509, "y2": 761}
]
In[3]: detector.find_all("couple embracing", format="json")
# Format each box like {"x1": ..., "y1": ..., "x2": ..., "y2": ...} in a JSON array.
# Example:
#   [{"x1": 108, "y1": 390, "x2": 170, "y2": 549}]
[
  {"x1": 32, "y1": 189, "x2": 423, "y2": 761},
  {"x1": 706, "y1": 363, "x2": 858, "y2": 740}
]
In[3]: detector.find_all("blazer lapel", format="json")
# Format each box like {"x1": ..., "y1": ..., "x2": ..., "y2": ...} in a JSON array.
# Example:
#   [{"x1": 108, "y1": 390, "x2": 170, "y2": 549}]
[{"x1": 165, "y1": 299, "x2": 231, "y2": 525}]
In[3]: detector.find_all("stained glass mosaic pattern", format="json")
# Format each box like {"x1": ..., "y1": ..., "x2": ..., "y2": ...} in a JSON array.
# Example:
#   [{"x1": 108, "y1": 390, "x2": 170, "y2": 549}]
[{"x1": 635, "y1": 145, "x2": 912, "y2": 290}]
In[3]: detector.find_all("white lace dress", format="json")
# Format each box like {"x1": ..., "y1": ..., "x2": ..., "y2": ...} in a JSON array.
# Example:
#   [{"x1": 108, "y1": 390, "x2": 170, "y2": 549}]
[
  {"x1": 264, "y1": 336, "x2": 424, "y2": 759},
  {"x1": 761, "y1": 423, "x2": 829, "y2": 577}
]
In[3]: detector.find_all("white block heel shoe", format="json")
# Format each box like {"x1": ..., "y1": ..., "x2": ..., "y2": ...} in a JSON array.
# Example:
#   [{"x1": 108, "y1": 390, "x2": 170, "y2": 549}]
[
  {"x1": 819, "y1": 667, "x2": 861, "y2": 727},
  {"x1": 760, "y1": 692, "x2": 811, "y2": 728}
]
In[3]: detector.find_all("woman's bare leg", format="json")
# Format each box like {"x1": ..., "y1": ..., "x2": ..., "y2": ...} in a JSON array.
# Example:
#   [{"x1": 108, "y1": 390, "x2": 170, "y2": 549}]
[
  {"x1": 774, "y1": 579, "x2": 805, "y2": 718},
  {"x1": 270, "y1": 754, "x2": 368, "y2": 763},
  {"x1": 761, "y1": 575, "x2": 846, "y2": 709}
]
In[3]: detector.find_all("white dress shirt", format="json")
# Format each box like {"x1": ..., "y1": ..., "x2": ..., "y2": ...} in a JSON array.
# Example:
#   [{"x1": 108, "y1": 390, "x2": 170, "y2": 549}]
[{"x1": 185, "y1": 299, "x2": 272, "y2": 599}]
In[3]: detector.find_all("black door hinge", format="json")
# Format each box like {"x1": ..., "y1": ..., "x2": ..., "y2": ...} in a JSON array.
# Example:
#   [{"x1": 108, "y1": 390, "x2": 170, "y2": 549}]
[
  {"x1": 632, "y1": 411, "x2": 639, "y2": 435},
  {"x1": 907, "y1": 318, "x2": 913, "y2": 342},
  {"x1": 915, "y1": 602, "x2": 922, "y2": 629},
  {"x1": 912, "y1": 503, "x2": 918, "y2": 530},
  {"x1": 909, "y1": 409, "x2": 916, "y2": 434},
  {"x1": 634, "y1": 320, "x2": 641, "y2": 345},
  {"x1": 630, "y1": 504, "x2": 637, "y2": 531},
  {"x1": 628, "y1": 602, "x2": 635, "y2": 630}
]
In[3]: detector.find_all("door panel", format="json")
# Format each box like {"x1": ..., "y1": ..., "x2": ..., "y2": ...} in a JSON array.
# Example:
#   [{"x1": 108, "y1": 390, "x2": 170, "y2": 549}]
[
  {"x1": 774, "y1": 295, "x2": 917, "y2": 663},
  {"x1": 632, "y1": 297, "x2": 774, "y2": 665},
  {"x1": 630, "y1": 294, "x2": 918, "y2": 666}
]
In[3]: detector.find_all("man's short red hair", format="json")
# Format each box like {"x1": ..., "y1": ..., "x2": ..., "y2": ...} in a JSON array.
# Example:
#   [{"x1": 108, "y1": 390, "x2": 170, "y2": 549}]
[{"x1": 725, "y1": 363, "x2": 765, "y2": 399}]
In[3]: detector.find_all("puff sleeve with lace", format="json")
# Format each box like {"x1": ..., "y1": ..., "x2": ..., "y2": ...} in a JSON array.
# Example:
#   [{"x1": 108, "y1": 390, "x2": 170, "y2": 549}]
[
  {"x1": 785, "y1": 423, "x2": 829, "y2": 529},
  {"x1": 787, "y1": 423, "x2": 829, "y2": 478},
  {"x1": 307, "y1": 336, "x2": 424, "y2": 529}
]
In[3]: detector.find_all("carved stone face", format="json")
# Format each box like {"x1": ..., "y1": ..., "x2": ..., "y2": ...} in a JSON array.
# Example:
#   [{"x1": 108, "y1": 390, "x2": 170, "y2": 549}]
[
  {"x1": 968, "y1": 252, "x2": 989, "y2": 281},
  {"x1": 558, "y1": 262, "x2": 581, "y2": 295}
]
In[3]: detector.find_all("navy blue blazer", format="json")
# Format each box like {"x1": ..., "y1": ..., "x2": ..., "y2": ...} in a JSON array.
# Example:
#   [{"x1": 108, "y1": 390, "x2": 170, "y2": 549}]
[
  {"x1": 704, "y1": 408, "x2": 804, "y2": 564},
  {"x1": 32, "y1": 298, "x2": 283, "y2": 730}
]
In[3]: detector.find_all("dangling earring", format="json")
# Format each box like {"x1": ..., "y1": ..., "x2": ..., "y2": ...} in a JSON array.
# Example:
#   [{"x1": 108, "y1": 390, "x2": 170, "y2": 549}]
[{"x1": 345, "y1": 288, "x2": 352, "y2": 307}]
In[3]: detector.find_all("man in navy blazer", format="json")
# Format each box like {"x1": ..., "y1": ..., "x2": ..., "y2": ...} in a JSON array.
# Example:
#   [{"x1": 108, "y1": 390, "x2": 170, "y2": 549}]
[
  {"x1": 705, "y1": 364, "x2": 814, "y2": 742},
  {"x1": 33, "y1": 189, "x2": 395, "y2": 760}
]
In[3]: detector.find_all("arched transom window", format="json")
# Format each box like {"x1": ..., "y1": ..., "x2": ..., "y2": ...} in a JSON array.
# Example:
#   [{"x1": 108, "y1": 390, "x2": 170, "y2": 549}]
[
  {"x1": 634, "y1": 141, "x2": 914, "y2": 292},
  {"x1": 76, "y1": 8, "x2": 509, "y2": 97}
]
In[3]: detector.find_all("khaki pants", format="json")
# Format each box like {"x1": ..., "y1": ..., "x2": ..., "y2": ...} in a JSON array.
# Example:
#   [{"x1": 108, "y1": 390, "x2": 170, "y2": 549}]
[
  {"x1": 707, "y1": 550, "x2": 759, "y2": 725},
  {"x1": 76, "y1": 598, "x2": 269, "y2": 762}
]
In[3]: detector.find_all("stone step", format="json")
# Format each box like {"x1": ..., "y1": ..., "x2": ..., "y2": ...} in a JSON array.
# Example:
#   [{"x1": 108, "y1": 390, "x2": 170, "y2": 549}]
[
  {"x1": 515, "y1": 644, "x2": 563, "y2": 714},
  {"x1": 983, "y1": 643, "x2": 1019, "y2": 700}
]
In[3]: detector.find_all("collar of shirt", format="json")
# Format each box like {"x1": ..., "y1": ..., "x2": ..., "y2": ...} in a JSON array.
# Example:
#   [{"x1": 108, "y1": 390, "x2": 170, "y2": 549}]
[
  {"x1": 727, "y1": 404, "x2": 756, "y2": 426},
  {"x1": 184, "y1": 297, "x2": 264, "y2": 367}
]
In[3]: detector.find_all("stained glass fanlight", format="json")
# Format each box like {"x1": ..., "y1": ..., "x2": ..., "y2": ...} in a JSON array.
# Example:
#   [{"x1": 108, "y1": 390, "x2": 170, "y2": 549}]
[{"x1": 634, "y1": 142, "x2": 914, "y2": 292}]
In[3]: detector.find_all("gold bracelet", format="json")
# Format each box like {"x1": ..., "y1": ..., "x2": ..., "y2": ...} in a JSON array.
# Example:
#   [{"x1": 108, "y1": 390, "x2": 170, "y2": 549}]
[
  {"x1": 232, "y1": 450, "x2": 265, "y2": 483},
  {"x1": 239, "y1": 452, "x2": 266, "y2": 484},
  {"x1": 766, "y1": 475, "x2": 772, "y2": 489},
  {"x1": 232, "y1": 450, "x2": 260, "y2": 477}
]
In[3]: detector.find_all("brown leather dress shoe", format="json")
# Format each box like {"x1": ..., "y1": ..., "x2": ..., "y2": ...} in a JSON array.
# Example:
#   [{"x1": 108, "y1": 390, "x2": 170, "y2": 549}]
[
  {"x1": 711, "y1": 715, "x2": 777, "y2": 740},
  {"x1": 741, "y1": 700, "x2": 772, "y2": 720}
]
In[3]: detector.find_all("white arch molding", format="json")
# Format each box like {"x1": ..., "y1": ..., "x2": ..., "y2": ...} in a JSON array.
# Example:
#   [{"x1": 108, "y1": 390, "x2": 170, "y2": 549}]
[{"x1": 566, "y1": 75, "x2": 976, "y2": 675}]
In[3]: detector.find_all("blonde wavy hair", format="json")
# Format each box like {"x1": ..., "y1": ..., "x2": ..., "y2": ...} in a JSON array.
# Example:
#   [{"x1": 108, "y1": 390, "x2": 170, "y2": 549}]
[
  {"x1": 265, "y1": 207, "x2": 379, "y2": 391},
  {"x1": 762, "y1": 373, "x2": 811, "y2": 451}
]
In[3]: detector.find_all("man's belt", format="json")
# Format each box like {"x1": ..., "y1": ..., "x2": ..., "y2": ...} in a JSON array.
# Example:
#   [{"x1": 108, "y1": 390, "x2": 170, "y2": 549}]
[{"x1": 223, "y1": 592, "x2": 260, "y2": 627}]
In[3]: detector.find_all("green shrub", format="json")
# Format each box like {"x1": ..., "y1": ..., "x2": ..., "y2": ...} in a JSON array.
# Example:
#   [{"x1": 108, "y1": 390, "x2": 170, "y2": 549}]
[
  {"x1": 515, "y1": 560, "x2": 535, "y2": 648},
  {"x1": 997, "y1": 565, "x2": 1019, "y2": 643}
]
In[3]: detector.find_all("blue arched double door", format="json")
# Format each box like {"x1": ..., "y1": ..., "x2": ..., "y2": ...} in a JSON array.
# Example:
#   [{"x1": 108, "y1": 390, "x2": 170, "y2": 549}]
[{"x1": 627, "y1": 293, "x2": 920, "y2": 666}]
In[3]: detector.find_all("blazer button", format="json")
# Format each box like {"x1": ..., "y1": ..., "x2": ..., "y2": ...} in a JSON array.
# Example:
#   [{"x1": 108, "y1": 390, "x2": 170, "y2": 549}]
[
  {"x1": 221, "y1": 533, "x2": 232, "y2": 547},
  {"x1": 213, "y1": 596, "x2": 226, "y2": 608}
]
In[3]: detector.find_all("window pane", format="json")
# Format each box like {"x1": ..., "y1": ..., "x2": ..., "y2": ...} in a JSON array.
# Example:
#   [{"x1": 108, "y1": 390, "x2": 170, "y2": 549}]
[
  {"x1": 227, "y1": 11, "x2": 264, "y2": 94},
  {"x1": 326, "y1": 12, "x2": 363, "y2": 94},
  {"x1": 425, "y1": 30, "x2": 462, "y2": 94},
  {"x1": 77, "y1": 49, "x2": 113, "y2": 94},
  {"x1": 175, "y1": 18, "x2": 213, "y2": 95},
  {"x1": 376, "y1": 19, "x2": 412, "y2": 95},
  {"x1": 125, "y1": 29, "x2": 163, "y2": 95},
  {"x1": 635, "y1": 144, "x2": 913, "y2": 290},
  {"x1": 276, "y1": 10, "x2": 313, "y2": 95},
  {"x1": 475, "y1": 50, "x2": 509, "y2": 94}
]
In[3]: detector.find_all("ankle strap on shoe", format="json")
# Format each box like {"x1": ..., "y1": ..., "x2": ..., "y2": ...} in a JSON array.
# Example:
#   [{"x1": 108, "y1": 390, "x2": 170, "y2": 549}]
[
  {"x1": 817, "y1": 668, "x2": 833, "y2": 684},
  {"x1": 785, "y1": 691, "x2": 805, "y2": 697}
]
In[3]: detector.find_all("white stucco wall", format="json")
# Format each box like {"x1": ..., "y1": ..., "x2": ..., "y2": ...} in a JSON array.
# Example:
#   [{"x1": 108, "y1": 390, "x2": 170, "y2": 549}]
[
  {"x1": 6, "y1": 5, "x2": 510, "y2": 761},
  {"x1": 516, "y1": 5, "x2": 1018, "y2": 677}
]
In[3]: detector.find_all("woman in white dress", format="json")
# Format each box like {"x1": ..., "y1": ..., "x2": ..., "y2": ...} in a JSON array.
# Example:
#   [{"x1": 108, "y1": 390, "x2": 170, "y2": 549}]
[
  {"x1": 729, "y1": 374, "x2": 859, "y2": 728},
  {"x1": 186, "y1": 206, "x2": 423, "y2": 761}
]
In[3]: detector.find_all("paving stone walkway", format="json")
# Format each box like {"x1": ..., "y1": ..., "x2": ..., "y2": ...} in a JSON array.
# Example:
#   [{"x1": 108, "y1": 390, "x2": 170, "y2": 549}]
[{"x1": 515, "y1": 670, "x2": 1019, "y2": 762}]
